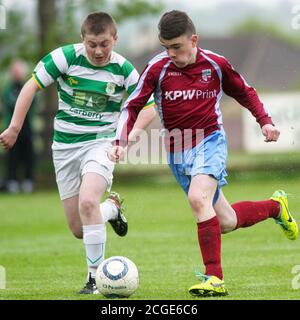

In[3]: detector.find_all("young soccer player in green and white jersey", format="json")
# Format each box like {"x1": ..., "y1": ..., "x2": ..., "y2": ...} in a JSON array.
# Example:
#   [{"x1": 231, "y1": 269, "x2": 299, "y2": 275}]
[{"x1": 0, "y1": 12, "x2": 156, "y2": 294}]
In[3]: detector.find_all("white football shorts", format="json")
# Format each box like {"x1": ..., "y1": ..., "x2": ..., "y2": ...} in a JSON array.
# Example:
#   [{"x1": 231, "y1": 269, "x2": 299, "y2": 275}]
[{"x1": 52, "y1": 140, "x2": 115, "y2": 200}]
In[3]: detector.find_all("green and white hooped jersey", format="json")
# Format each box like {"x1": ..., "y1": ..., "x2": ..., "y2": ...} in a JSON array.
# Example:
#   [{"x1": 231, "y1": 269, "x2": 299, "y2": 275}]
[{"x1": 33, "y1": 43, "x2": 154, "y2": 147}]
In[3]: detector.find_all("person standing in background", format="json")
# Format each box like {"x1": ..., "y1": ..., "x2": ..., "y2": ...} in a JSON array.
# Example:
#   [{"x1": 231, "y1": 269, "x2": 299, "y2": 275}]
[{"x1": 1, "y1": 60, "x2": 36, "y2": 193}]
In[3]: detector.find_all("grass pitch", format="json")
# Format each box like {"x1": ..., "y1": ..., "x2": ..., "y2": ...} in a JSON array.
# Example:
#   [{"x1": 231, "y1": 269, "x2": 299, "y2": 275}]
[{"x1": 0, "y1": 173, "x2": 299, "y2": 300}]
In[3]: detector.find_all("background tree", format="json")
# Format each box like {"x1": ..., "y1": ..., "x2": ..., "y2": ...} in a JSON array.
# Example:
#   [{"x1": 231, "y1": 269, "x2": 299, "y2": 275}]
[{"x1": 232, "y1": 17, "x2": 300, "y2": 48}]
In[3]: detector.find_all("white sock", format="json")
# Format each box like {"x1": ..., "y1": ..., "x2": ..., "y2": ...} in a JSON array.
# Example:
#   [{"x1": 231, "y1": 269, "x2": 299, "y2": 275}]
[
  {"x1": 100, "y1": 200, "x2": 118, "y2": 223},
  {"x1": 83, "y1": 224, "x2": 106, "y2": 279}
]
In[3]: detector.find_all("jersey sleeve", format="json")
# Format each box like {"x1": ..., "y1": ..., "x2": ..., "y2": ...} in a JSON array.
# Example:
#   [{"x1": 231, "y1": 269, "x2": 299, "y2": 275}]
[
  {"x1": 122, "y1": 60, "x2": 140, "y2": 96},
  {"x1": 32, "y1": 45, "x2": 72, "y2": 89},
  {"x1": 116, "y1": 63, "x2": 159, "y2": 146},
  {"x1": 220, "y1": 56, "x2": 273, "y2": 128},
  {"x1": 123, "y1": 60, "x2": 155, "y2": 110}
]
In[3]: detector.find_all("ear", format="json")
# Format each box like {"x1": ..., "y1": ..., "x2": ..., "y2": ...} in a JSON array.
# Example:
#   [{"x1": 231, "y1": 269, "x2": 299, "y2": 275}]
[
  {"x1": 81, "y1": 34, "x2": 84, "y2": 42},
  {"x1": 191, "y1": 34, "x2": 198, "y2": 48}
]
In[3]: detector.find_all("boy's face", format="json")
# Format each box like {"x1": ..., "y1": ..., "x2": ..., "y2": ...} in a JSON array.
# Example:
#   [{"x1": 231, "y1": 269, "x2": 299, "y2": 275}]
[
  {"x1": 160, "y1": 34, "x2": 198, "y2": 68},
  {"x1": 83, "y1": 31, "x2": 117, "y2": 66}
]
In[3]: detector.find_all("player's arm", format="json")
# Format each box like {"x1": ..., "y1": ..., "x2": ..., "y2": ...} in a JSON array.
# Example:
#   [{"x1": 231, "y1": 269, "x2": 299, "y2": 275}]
[
  {"x1": 220, "y1": 57, "x2": 280, "y2": 142},
  {"x1": 123, "y1": 63, "x2": 157, "y2": 138},
  {"x1": 0, "y1": 78, "x2": 39, "y2": 149},
  {"x1": 110, "y1": 104, "x2": 157, "y2": 162},
  {"x1": 110, "y1": 66, "x2": 158, "y2": 162},
  {"x1": 129, "y1": 102, "x2": 157, "y2": 143}
]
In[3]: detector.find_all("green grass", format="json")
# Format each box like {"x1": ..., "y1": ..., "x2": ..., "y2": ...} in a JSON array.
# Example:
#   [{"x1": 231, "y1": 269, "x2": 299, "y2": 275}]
[{"x1": 0, "y1": 174, "x2": 299, "y2": 300}]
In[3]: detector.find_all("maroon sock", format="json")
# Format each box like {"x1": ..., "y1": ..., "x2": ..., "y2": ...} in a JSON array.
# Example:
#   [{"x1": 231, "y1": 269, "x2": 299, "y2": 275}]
[
  {"x1": 232, "y1": 200, "x2": 280, "y2": 229},
  {"x1": 197, "y1": 216, "x2": 223, "y2": 279}
]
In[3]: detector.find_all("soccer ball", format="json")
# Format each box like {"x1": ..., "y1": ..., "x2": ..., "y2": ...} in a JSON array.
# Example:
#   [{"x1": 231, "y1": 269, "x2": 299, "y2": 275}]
[{"x1": 95, "y1": 256, "x2": 139, "y2": 298}]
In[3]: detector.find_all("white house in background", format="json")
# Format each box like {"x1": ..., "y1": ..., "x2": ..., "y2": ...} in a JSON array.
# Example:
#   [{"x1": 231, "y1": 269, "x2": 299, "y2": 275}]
[{"x1": 243, "y1": 93, "x2": 300, "y2": 152}]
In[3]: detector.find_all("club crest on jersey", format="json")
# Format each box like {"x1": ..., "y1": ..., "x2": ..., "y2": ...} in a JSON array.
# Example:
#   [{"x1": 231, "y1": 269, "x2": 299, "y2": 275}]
[
  {"x1": 67, "y1": 77, "x2": 79, "y2": 86},
  {"x1": 201, "y1": 69, "x2": 212, "y2": 82},
  {"x1": 106, "y1": 83, "x2": 116, "y2": 95}
]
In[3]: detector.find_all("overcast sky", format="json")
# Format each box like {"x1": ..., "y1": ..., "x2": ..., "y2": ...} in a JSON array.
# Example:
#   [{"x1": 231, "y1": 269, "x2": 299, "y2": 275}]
[
  {"x1": 2, "y1": 0, "x2": 298, "y2": 36},
  {"x1": 3, "y1": 0, "x2": 299, "y2": 10},
  {"x1": 164, "y1": 0, "x2": 298, "y2": 9}
]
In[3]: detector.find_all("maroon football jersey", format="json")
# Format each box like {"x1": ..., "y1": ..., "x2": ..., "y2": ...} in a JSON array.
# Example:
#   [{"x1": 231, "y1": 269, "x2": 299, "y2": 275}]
[{"x1": 116, "y1": 48, "x2": 273, "y2": 150}]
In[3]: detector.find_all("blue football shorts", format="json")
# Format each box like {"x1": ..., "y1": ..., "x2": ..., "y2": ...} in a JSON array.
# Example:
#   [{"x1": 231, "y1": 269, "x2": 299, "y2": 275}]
[{"x1": 167, "y1": 128, "x2": 228, "y2": 205}]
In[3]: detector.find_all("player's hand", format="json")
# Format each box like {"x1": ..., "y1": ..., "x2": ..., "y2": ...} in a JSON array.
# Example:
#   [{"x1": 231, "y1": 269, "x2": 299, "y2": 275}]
[
  {"x1": 108, "y1": 145, "x2": 125, "y2": 162},
  {"x1": 261, "y1": 124, "x2": 280, "y2": 142},
  {"x1": 0, "y1": 127, "x2": 19, "y2": 150}
]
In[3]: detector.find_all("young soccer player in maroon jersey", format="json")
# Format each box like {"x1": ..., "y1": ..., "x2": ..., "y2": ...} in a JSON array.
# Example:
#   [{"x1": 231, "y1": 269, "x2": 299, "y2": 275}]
[{"x1": 109, "y1": 10, "x2": 298, "y2": 296}]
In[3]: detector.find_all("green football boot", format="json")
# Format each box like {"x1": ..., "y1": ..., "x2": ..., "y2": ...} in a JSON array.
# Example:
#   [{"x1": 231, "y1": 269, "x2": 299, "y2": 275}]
[
  {"x1": 271, "y1": 190, "x2": 298, "y2": 240},
  {"x1": 189, "y1": 272, "x2": 228, "y2": 297}
]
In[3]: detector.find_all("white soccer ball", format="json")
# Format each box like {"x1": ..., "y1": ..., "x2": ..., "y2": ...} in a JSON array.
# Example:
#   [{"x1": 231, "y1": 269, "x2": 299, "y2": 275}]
[{"x1": 95, "y1": 256, "x2": 139, "y2": 298}]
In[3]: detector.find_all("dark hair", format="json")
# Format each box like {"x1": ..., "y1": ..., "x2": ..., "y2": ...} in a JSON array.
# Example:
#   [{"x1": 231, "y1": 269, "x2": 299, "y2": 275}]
[
  {"x1": 81, "y1": 12, "x2": 117, "y2": 38},
  {"x1": 158, "y1": 10, "x2": 196, "y2": 40}
]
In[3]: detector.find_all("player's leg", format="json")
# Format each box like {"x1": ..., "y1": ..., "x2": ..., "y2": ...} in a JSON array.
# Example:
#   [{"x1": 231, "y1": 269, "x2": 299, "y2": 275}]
[
  {"x1": 214, "y1": 190, "x2": 237, "y2": 233},
  {"x1": 214, "y1": 186, "x2": 298, "y2": 239},
  {"x1": 79, "y1": 172, "x2": 106, "y2": 224},
  {"x1": 78, "y1": 172, "x2": 107, "y2": 294},
  {"x1": 65, "y1": 190, "x2": 127, "y2": 238},
  {"x1": 63, "y1": 195, "x2": 82, "y2": 239},
  {"x1": 167, "y1": 137, "x2": 228, "y2": 297},
  {"x1": 102, "y1": 191, "x2": 128, "y2": 237},
  {"x1": 230, "y1": 191, "x2": 298, "y2": 240},
  {"x1": 59, "y1": 181, "x2": 126, "y2": 239},
  {"x1": 188, "y1": 173, "x2": 217, "y2": 221},
  {"x1": 187, "y1": 174, "x2": 227, "y2": 296},
  {"x1": 61, "y1": 179, "x2": 127, "y2": 238},
  {"x1": 78, "y1": 141, "x2": 128, "y2": 294},
  {"x1": 213, "y1": 188, "x2": 296, "y2": 238},
  {"x1": 84, "y1": 142, "x2": 128, "y2": 237},
  {"x1": 205, "y1": 124, "x2": 298, "y2": 239},
  {"x1": 6, "y1": 142, "x2": 19, "y2": 193},
  {"x1": 188, "y1": 174, "x2": 222, "y2": 277},
  {"x1": 52, "y1": 146, "x2": 83, "y2": 239},
  {"x1": 53, "y1": 146, "x2": 104, "y2": 293},
  {"x1": 21, "y1": 129, "x2": 35, "y2": 193},
  {"x1": 188, "y1": 130, "x2": 228, "y2": 296}
]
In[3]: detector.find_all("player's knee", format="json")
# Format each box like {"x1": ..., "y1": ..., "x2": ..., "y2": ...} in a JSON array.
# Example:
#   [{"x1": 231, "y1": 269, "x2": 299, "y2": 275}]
[
  {"x1": 188, "y1": 193, "x2": 208, "y2": 212},
  {"x1": 79, "y1": 197, "x2": 98, "y2": 217}
]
